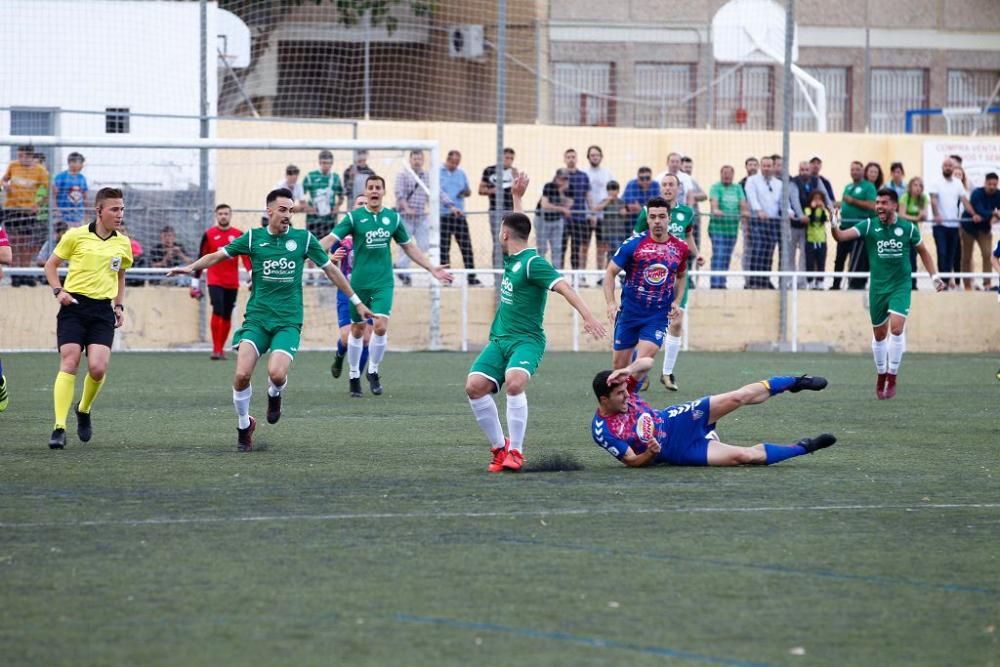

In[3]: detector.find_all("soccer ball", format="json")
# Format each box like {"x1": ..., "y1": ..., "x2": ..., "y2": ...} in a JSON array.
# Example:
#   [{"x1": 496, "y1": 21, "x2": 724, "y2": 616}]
[{"x1": 636, "y1": 412, "x2": 656, "y2": 441}]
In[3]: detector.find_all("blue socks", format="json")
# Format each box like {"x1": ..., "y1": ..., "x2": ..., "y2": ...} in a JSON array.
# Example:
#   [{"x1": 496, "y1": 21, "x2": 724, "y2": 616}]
[
  {"x1": 762, "y1": 376, "x2": 795, "y2": 395},
  {"x1": 0, "y1": 356, "x2": 4, "y2": 377},
  {"x1": 360, "y1": 345, "x2": 369, "y2": 373},
  {"x1": 337, "y1": 340, "x2": 347, "y2": 356},
  {"x1": 764, "y1": 443, "x2": 807, "y2": 465}
]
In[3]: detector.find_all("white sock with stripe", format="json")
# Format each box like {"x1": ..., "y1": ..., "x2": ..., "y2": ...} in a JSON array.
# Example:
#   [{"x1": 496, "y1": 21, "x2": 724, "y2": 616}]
[
  {"x1": 662, "y1": 334, "x2": 682, "y2": 375},
  {"x1": 888, "y1": 332, "x2": 905, "y2": 374},
  {"x1": 368, "y1": 333, "x2": 388, "y2": 374},
  {"x1": 233, "y1": 385, "x2": 252, "y2": 429},
  {"x1": 347, "y1": 333, "x2": 364, "y2": 379},
  {"x1": 871, "y1": 337, "x2": 888, "y2": 374},
  {"x1": 506, "y1": 392, "x2": 528, "y2": 453}
]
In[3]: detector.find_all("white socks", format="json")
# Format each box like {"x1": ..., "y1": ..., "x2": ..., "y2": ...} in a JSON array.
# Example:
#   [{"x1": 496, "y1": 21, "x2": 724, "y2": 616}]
[
  {"x1": 347, "y1": 333, "x2": 364, "y2": 379},
  {"x1": 872, "y1": 337, "x2": 888, "y2": 374},
  {"x1": 233, "y1": 385, "x2": 252, "y2": 429},
  {"x1": 368, "y1": 333, "x2": 388, "y2": 374},
  {"x1": 267, "y1": 378, "x2": 287, "y2": 397},
  {"x1": 662, "y1": 334, "x2": 682, "y2": 375},
  {"x1": 506, "y1": 392, "x2": 528, "y2": 452},
  {"x1": 469, "y1": 394, "x2": 505, "y2": 449},
  {"x1": 888, "y1": 332, "x2": 905, "y2": 374}
]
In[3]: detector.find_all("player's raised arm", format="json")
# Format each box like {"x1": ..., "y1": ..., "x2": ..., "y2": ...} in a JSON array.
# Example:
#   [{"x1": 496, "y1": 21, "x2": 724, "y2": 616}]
[
  {"x1": 551, "y1": 280, "x2": 606, "y2": 340},
  {"x1": 511, "y1": 172, "x2": 529, "y2": 213},
  {"x1": 606, "y1": 356, "x2": 654, "y2": 386},
  {"x1": 830, "y1": 209, "x2": 861, "y2": 242}
]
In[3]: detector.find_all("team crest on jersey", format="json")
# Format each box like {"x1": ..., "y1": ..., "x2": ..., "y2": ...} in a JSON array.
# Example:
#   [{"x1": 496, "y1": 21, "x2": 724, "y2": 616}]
[
  {"x1": 643, "y1": 263, "x2": 669, "y2": 286},
  {"x1": 285, "y1": 239, "x2": 298, "y2": 251},
  {"x1": 511, "y1": 261, "x2": 522, "y2": 273},
  {"x1": 894, "y1": 227, "x2": 903, "y2": 237},
  {"x1": 382, "y1": 217, "x2": 391, "y2": 225},
  {"x1": 674, "y1": 211, "x2": 686, "y2": 222}
]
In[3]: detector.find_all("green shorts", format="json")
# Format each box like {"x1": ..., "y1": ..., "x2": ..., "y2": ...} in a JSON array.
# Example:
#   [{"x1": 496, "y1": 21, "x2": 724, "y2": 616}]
[
  {"x1": 350, "y1": 285, "x2": 394, "y2": 322},
  {"x1": 232, "y1": 320, "x2": 302, "y2": 359},
  {"x1": 869, "y1": 285, "x2": 911, "y2": 326},
  {"x1": 469, "y1": 337, "x2": 545, "y2": 392}
]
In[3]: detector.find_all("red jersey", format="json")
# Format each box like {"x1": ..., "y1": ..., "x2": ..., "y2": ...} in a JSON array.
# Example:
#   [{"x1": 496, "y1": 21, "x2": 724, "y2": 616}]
[{"x1": 197, "y1": 225, "x2": 250, "y2": 288}]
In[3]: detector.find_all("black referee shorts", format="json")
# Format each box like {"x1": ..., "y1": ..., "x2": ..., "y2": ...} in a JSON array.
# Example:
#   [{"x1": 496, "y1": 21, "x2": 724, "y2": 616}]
[
  {"x1": 208, "y1": 285, "x2": 239, "y2": 319},
  {"x1": 56, "y1": 294, "x2": 116, "y2": 350}
]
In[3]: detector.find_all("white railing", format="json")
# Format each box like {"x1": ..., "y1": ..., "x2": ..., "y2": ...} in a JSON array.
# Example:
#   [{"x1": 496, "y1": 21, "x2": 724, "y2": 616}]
[{"x1": 4, "y1": 266, "x2": 995, "y2": 353}]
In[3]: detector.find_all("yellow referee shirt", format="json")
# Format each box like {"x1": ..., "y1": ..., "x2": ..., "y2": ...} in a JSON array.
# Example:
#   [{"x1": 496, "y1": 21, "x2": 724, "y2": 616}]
[{"x1": 55, "y1": 222, "x2": 134, "y2": 300}]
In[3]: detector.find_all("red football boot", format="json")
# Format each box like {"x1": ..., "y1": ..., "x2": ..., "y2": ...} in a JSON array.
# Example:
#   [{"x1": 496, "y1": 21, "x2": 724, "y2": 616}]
[
  {"x1": 488, "y1": 438, "x2": 510, "y2": 473},
  {"x1": 502, "y1": 448, "x2": 524, "y2": 472}
]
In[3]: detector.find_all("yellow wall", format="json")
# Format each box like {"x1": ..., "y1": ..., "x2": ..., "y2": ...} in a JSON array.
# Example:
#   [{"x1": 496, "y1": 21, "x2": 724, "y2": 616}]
[{"x1": 2, "y1": 284, "x2": 997, "y2": 354}]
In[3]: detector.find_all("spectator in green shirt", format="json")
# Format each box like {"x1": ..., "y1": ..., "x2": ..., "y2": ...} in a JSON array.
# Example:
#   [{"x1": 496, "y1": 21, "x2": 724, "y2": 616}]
[
  {"x1": 302, "y1": 150, "x2": 345, "y2": 238},
  {"x1": 708, "y1": 165, "x2": 748, "y2": 289},
  {"x1": 833, "y1": 161, "x2": 877, "y2": 290}
]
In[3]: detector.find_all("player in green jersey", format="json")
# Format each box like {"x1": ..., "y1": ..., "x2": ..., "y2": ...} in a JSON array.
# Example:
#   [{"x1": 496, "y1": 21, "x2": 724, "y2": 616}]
[
  {"x1": 832, "y1": 188, "x2": 944, "y2": 399},
  {"x1": 170, "y1": 188, "x2": 374, "y2": 451},
  {"x1": 466, "y1": 174, "x2": 607, "y2": 473},
  {"x1": 322, "y1": 175, "x2": 453, "y2": 398},
  {"x1": 633, "y1": 173, "x2": 704, "y2": 391}
]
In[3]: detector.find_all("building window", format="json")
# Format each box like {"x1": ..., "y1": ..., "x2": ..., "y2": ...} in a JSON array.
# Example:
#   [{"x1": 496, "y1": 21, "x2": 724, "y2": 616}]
[
  {"x1": 947, "y1": 70, "x2": 1000, "y2": 135},
  {"x1": 105, "y1": 107, "x2": 130, "y2": 134},
  {"x1": 633, "y1": 63, "x2": 695, "y2": 128},
  {"x1": 713, "y1": 64, "x2": 774, "y2": 130},
  {"x1": 870, "y1": 68, "x2": 927, "y2": 134},
  {"x1": 794, "y1": 67, "x2": 851, "y2": 132},
  {"x1": 552, "y1": 62, "x2": 616, "y2": 126}
]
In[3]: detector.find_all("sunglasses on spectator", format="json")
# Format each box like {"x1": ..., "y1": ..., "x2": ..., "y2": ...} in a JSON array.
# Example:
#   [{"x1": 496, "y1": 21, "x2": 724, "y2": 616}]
[{"x1": 639, "y1": 176, "x2": 651, "y2": 182}]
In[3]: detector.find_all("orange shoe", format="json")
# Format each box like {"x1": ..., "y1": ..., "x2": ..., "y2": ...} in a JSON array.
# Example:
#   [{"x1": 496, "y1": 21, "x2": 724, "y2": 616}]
[
  {"x1": 502, "y1": 448, "x2": 524, "y2": 472},
  {"x1": 883, "y1": 373, "x2": 897, "y2": 399},
  {"x1": 487, "y1": 438, "x2": 510, "y2": 473}
]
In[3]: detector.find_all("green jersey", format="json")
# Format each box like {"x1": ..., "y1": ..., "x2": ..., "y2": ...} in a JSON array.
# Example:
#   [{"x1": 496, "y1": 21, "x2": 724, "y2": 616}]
[
  {"x1": 223, "y1": 226, "x2": 330, "y2": 327},
  {"x1": 634, "y1": 203, "x2": 695, "y2": 239},
  {"x1": 490, "y1": 248, "x2": 565, "y2": 344},
  {"x1": 708, "y1": 182, "x2": 745, "y2": 237},
  {"x1": 302, "y1": 169, "x2": 343, "y2": 221},
  {"x1": 840, "y1": 180, "x2": 877, "y2": 228},
  {"x1": 855, "y1": 216, "x2": 922, "y2": 293},
  {"x1": 332, "y1": 206, "x2": 411, "y2": 290}
]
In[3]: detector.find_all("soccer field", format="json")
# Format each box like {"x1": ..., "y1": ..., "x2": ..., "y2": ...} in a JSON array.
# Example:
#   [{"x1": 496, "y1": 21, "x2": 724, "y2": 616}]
[{"x1": 0, "y1": 351, "x2": 997, "y2": 666}]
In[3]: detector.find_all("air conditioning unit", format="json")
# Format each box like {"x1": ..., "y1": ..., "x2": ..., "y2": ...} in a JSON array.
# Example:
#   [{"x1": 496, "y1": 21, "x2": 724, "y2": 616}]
[{"x1": 448, "y1": 25, "x2": 484, "y2": 59}]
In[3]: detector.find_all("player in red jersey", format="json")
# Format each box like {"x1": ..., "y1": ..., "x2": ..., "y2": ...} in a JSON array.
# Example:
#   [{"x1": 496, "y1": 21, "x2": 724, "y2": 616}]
[{"x1": 191, "y1": 204, "x2": 252, "y2": 359}]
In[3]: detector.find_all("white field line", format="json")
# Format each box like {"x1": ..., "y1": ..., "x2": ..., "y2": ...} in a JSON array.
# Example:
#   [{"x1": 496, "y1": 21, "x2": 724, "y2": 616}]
[{"x1": 1, "y1": 503, "x2": 998, "y2": 529}]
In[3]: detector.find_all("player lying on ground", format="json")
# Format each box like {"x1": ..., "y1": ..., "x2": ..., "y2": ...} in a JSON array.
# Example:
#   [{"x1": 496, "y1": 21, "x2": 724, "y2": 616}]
[
  {"x1": 591, "y1": 356, "x2": 835, "y2": 467},
  {"x1": 831, "y1": 188, "x2": 944, "y2": 400},
  {"x1": 168, "y1": 188, "x2": 374, "y2": 452}
]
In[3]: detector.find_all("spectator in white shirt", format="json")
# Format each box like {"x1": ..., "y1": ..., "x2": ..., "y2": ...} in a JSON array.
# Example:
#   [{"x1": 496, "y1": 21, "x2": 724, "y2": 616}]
[
  {"x1": 744, "y1": 156, "x2": 796, "y2": 289},
  {"x1": 930, "y1": 157, "x2": 974, "y2": 290},
  {"x1": 655, "y1": 152, "x2": 695, "y2": 207},
  {"x1": 584, "y1": 145, "x2": 614, "y2": 272}
]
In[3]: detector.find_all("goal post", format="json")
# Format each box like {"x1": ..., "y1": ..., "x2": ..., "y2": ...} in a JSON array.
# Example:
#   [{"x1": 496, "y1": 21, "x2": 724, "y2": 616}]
[{"x1": 0, "y1": 135, "x2": 444, "y2": 350}]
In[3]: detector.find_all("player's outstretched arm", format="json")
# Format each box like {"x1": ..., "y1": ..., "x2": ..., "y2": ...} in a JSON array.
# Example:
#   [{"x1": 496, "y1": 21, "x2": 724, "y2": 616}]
[
  {"x1": 319, "y1": 232, "x2": 340, "y2": 252},
  {"x1": 915, "y1": 244, "x2": 945, "y2": 291},
  {"x1": 166, "y1": 249, "x2": 229, "y2": 276},
  {"x1": 511, "y1": 172, "x2": 529, "y2": 213},
  {"x1": 829, "y1": 210, "x2": 860, "y2": 242},
  {"x1": 552, "y1": 280, "x2": 607, "y2": 340},
  {"x1": 602, "y1": 259, "x2": 622, "y2": 326},
  {"x1": 399, "y1": 242, "x2": 454, "y2": 284}
]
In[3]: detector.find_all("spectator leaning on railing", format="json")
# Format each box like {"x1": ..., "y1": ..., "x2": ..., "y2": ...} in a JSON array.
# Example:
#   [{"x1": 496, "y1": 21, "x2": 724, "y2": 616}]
[
  {"x1": 833, "y1": 161, "x2": 876, "y2": 290},
  {"x1": 538, "y1": 168, "x2": 573, "y2": 269},
  {"x1": 593, "y1": 180, "x2": 629, "y2": 266},
  {"x1": 898, "y1": 176, "x2": 930, "y2": 290},
  {"x1": 708, "y1": 165, "x2": 748, "y2": 289},
  {"x1": 2, "y1": 144, "x2": 49, "y2": 275},
  {"x1": 561, "y1": 148, "x2": 592, "y2": 276},
  {"x1": 439, "y1": 149, "x2": 479, "y2": 286},
  {"x1": 965, "y1": 172, "x2": 1000, "y2": 291}
]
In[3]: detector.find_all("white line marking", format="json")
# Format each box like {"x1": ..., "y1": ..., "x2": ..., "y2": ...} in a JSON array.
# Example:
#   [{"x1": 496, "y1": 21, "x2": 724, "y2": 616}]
[{"x1": 1, "y1": 503, "x2": 997, "y2": 529}]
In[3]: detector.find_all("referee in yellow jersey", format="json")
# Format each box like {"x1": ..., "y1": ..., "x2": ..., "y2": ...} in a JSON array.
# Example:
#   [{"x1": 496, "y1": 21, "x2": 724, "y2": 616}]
[{"x1": 44, "y1": 187, "x2": 133, "y2": 448}]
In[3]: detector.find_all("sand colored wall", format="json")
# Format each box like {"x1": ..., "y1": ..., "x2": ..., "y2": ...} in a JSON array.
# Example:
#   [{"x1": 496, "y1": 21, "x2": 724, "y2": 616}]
[{"x1": 3, "y1": 284, "x2": 997, "y2": 354}]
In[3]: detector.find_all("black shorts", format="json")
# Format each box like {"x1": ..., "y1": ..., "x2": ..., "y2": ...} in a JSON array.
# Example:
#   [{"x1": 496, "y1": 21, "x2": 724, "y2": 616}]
[
  {"x1": 208, "y1": 285, "x2": 239, "y2": 319},
  {"x1": 56, "y1": 294, "x2": 116, "y2": 349}
]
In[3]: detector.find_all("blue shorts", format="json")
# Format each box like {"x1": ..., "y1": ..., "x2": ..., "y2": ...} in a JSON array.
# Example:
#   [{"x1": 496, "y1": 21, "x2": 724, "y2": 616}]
[
  {"x1": 613, "y1": 310, "x2": 668, "y2": 351},
  {"x1": 336, "y1": 291, "x2": 373, "y2": 328},
  {"x1": 655, "y1": 396, "x2": 715, "y2": 466}
]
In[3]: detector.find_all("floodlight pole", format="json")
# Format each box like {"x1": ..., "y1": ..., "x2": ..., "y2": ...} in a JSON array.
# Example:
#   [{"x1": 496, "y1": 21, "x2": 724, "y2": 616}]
[{"x1": 778, "y1": 0, "x2": 795, "y2": 346}]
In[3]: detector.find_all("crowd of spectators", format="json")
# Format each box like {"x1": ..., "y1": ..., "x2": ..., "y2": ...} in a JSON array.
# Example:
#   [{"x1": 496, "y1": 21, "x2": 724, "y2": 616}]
[{"x1": 3, "y1": 142, "x2": 999, "y2": 292}]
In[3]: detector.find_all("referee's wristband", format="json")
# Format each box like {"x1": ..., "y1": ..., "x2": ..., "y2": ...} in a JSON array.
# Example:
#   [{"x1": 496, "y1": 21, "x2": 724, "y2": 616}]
[{"x1": 349, "y1": 293, "x2": 362, "y2": 306}]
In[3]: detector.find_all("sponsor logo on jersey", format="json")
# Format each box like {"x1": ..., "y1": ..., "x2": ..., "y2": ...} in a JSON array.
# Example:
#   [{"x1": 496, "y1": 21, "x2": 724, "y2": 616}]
[
  {"x1": 262, "y1": 257, "x2": 297, "y2": 278},
  {"x1": 285, "y1": 239, "x2": 298, "y2": 252},
  {"x1": 110, "y1": 256, "x2": 122, "y2": 271},
  {"x1": 365, "y1": 227, "x2": 393, "y2": 245},
  {"x1": 643, "y1": 263, "x2": 669, "y2": 286},
  {"x1": 500, "y1": 275, "x2": 514, "y2": 304},
  {"x1": 876, "y1": 238, "x2": 904, "y2": 254}
]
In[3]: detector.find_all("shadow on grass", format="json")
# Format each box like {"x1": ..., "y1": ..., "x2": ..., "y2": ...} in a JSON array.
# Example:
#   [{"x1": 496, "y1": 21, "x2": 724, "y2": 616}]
[{"x1": 524, "y1": 453, "x2": 584, "y2": 473}]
